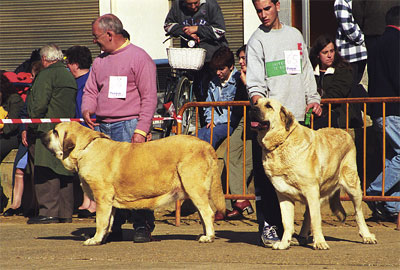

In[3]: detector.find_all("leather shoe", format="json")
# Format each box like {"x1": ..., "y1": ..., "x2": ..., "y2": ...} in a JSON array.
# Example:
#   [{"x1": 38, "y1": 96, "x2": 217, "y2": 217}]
[
  {"x1": 133, "y1": 227, "x2": 151, "y2": 243},
  {"x1": 214, "y1": 211, "x2": 225, "y2": 221},
  {"x1": 27, "y1": 215, "x2": 59, "y2": 224},
  {"x1": 3, "y1": 207, "x2": 22, "y2": 217},
  {"x1": 59, "y1": 217, "x2": 72, "y2": 223},
  {"x1": 233, "y1": 200, "x2": 254, "y2": 215},
  {"x1": 226, "y1": 209, "x2": 243, "y2": 220},
  {"x1": 77, "y1": 209, "x2": 96, "y2": 218}
]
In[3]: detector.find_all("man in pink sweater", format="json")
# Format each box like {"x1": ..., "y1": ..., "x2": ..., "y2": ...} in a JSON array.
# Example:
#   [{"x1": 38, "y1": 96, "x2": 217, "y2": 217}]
[{"x1": 82, "y1": 14, "x2": 158, "y2": 243}]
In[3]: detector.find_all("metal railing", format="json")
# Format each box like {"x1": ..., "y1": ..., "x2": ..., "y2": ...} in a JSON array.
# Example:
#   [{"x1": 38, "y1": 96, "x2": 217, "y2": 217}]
[{"x1": 175, "y1": 97, "x2": 400, "y2": 229}]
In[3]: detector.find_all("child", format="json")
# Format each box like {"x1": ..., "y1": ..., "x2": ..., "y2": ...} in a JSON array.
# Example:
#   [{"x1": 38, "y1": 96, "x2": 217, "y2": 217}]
[{"x1": 197, "y1": 46, "x2": 245, "y2": 149}]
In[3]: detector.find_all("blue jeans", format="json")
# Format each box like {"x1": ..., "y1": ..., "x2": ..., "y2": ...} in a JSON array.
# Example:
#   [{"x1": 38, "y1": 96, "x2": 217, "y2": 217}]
[
  {"x1": 367, "y1": 116, "x2": 400, "y2": 214},
  {"x1": 98, "y1": 119, "x2": 155, "y2": 232},
  {"x1": 98, "y1": 119, "x2": 138, "y2": 143},
  {"x1": 198, "y1": 123, "x2": 233, "y2": 149}
]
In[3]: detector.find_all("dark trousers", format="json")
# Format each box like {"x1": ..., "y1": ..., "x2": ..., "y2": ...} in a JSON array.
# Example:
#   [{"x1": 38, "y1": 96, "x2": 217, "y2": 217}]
[
  {"x1": 34, "y1": 166, "x2": 74, "y2": 218},
  {"x1": 252, "y1": 133, "x2": 284, "y2": 239}
]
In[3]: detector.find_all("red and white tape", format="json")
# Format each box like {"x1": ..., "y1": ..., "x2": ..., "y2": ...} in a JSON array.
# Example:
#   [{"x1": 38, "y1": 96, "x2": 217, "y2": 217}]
[{"x1": 0, "y1": 116, "x2": 176, "y2": 125}]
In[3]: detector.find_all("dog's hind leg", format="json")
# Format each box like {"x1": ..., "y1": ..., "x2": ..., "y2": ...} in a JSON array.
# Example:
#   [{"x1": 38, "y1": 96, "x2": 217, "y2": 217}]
[
  {"x1": 84, "y1": 199, "x2": 113, "y2": 246},
  {"x1": 329, "y1": 189, "x2": 346, "y2": 222},
  {"x1": 272, "y1": 193, "x2": 295, "y2": 250},
  {"x1": 178, "y1": 159, "x2": 216, "y2": 243},
  {"x1": 340, "y1": 166, "x2": 377, "y2": 244}
]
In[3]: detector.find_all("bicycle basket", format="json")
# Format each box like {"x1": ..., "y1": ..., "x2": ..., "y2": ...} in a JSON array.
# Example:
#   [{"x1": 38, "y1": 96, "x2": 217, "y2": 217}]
[{"x1": 166, "y1": 48, "x2": 206, "y2": 70}]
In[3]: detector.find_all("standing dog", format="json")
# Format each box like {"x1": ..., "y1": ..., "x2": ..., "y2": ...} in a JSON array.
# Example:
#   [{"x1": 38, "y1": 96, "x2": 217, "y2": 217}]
[
  {"x1": 41, "y1": 122, "x2": 226, "y2": 245},
  {"x1": 251, "y1": 98, "x2": 377, "y2": 250}
]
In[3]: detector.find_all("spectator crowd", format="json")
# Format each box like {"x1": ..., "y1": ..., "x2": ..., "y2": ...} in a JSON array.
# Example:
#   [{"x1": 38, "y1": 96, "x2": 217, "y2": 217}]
[{"x1": 0, "y1": 0, "x2": 399, "y2": 247}]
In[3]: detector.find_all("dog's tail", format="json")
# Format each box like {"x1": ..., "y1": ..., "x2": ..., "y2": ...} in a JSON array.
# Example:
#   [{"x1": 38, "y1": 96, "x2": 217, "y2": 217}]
[
  {"x1": 329, "y1": 189, "x2": 346, "y2": 222},
  {"x1": 210, "y1": 158, "x2": 226, "y2": 216}
]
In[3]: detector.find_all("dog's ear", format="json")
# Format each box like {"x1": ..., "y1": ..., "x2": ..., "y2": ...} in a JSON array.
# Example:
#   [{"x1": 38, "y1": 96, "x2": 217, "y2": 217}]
[
  {"x1": 280, "y1": 106, "x2": 294, "y2": 131},
  {"x1": 62, "y1": 131, "x2": 75, "y2": 159}
]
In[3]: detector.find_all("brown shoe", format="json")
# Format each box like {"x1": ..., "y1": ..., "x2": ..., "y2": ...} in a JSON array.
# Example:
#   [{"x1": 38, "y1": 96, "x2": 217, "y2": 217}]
[
  {"x1": 233, "y1": 200, "x2": 254, "y2": 215},
  {"x1": 226, "y1": 209, "x2": 243, "y2": 220},
  {"x1": 214, "y1": 211, "x2": 225, "y2": 221}
]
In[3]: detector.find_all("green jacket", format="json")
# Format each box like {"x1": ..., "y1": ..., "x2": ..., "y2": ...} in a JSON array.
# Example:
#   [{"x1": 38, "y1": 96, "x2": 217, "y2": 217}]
[
  {"x1": 1, "y1": 93, "x2": 24, "y2": 136},
  {"x1": 27, "y1": 61, "x2": 77, "y2": 176},
  {"x1": 314, "y1": 65, "x2": 362, "y2": 128}
]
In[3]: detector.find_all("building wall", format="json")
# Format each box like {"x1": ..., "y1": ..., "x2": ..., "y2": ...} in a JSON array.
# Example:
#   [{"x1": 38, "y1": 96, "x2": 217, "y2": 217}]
[{"x1": 99, "y1": 0, "x2": 288, "y2": 60}]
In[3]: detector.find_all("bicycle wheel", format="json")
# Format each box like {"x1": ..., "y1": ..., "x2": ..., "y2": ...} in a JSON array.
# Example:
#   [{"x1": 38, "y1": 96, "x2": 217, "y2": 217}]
[
  {"x1": 174, "y1": 76, "x2": 195, "y2": 135},
  {"x1": 161, "y1": 75, "x2": 178, "y2": 138}
]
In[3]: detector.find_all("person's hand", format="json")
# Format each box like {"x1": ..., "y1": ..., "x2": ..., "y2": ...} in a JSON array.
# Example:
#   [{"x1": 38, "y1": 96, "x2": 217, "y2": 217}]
[
  {"x1": 21, "y1": 130, "x2": 28, "y2": 147},
  {"x1": 306, "y1": 102, "x2": 322, "y2": 117},
  {"x1": 146, "y1": 132, "x2": 152, "y2": 142},
  {"x1": 206, "y1": 122, "x2": 215, "y2": 129},
  {"x1": 132, "y1": 133, "x2": 146, "y2": 143},
  {"x1": 190, "y1": 34, "x2": 200, "y2": 43},
  {"x1": 82, "y1": 110, "x2": 98, "y2": 130},
  {"x1": 251, "y1": 95, "x2": 262, "y2": 105},
  {"x1": 183, "y1": 26, "x2": 198, "y2": 36},
  {"x1": 240, "y1": 69, "x2": 246, "y2": 85}
]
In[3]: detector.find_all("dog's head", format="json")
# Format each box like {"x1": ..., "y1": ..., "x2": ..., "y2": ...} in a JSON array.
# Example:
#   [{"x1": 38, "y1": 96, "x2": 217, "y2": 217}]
[
  {"x1": 250, "y1": 98, "x2": 297, "y2": 151},
  {"x1": 41, "y1": 122, "x2": 109, "y2": 171}
]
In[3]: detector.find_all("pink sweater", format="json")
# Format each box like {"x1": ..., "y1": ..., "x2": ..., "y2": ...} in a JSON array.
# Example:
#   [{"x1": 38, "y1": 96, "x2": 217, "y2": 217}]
[{"x1": 82, "y1": 44, "x2": 157, "y2": 134}]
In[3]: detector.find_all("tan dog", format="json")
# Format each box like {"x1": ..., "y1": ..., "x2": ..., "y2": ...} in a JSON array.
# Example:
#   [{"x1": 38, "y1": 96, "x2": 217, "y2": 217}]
[
  {"x1": 251, "y1": 98, "x2": 377, "y2": 250},
  {"x1": 41, "y1": 122, "x2": 226, "y2": 245}
]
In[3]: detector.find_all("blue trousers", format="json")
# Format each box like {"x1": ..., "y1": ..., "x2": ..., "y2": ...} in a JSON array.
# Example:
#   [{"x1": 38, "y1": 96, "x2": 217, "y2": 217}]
[
  {"x1": 367, "y1": 116, "x2": 400, "y2": 214},
  {"x1": 198, "y1": 123, "x2": 233, "y2": 149}
]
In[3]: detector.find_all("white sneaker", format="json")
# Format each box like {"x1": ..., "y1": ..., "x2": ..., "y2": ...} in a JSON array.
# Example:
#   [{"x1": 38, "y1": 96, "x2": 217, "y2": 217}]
[{"x1": 261, "y1": 225, "x2": 280, "y2": 247}]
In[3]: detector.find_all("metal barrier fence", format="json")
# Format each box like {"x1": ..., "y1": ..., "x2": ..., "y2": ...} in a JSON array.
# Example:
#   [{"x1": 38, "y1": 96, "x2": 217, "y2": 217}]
[
  {"x1": 175, "y1": 97, "x2": 400, "y2": 229},
  {"x1": 1, "y1": 98, "x2": 398, "y2": 229}
]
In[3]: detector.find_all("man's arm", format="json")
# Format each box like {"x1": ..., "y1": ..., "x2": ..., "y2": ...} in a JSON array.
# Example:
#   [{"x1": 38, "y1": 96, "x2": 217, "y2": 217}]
[
  {"x1": 133, "y1": 52, "x2": 158, "y2": 143},
  {"x1": 195, "y1": 1, "x2": 226, "y2": 42},
  {"x1": 301, "y1": 40, "x2": 322, "y2": 116},
  {"x1": 28, "y1": 73, "x2": 53, "y2": 118},
  {"x1": 81, "y1": 66, "x2": 99, "y2": 129},
  {"x1": 164, "y1": 1, "x2": 186, "y2": 38},
  {"x1": 246, "y1": 37, "x2": 268, "y2": 103},
  {"x1": 334, "y1": 0, "x2": 365, "y2": 45}
]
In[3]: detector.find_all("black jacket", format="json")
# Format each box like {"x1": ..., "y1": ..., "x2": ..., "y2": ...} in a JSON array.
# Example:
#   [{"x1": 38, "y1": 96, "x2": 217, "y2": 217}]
[{"x1": 368, "y1": 26, "x2": 400, "y2": 118}]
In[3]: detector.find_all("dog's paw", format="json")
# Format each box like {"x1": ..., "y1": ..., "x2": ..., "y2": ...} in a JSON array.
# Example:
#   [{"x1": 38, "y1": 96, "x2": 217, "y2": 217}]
[
  {"x1": 198, "y1": 235, "x2": 215, "y2": 243},
  {"x1": 313, "y1": 241, "x2": 330, "y2": 250},
  {"x1": 83, "y1": 238, "x2": 102, "y2": 246},
  {"x1": 362, "y1": 234, "x2": 377, "y2": 244},
  {"x1": 272, "y1": 241, "x2": 290, "y2": 250}
]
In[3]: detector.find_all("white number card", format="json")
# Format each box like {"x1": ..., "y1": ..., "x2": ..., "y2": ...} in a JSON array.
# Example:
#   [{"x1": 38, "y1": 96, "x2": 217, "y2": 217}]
[
  {"x1": 108, "y1": 76, "x2": 127, "y2": 99},
  {"x1": 284, "y1": 50, "x2": 301, "y2": 74}
]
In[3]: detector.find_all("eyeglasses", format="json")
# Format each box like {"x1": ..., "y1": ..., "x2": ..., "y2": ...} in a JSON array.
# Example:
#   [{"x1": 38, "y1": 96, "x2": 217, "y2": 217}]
[{"x1": 93, "y1": 32, "x2": 106, "y2": 41}]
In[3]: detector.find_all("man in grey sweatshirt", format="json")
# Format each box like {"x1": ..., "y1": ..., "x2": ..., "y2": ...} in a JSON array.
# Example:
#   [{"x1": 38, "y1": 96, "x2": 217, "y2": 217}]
[{"x1": 246, "y1": 0, "x2": 322, "y2": 248}]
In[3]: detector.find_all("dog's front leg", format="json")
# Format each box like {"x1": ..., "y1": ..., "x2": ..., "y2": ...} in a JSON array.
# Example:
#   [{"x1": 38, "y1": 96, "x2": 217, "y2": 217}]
[
  {"x1": 305, "y1": 189, "x2": 329, "y2": 250},
  {"x1": 84, "y1": 201, "x2": 113, "y2": 246},
  {"x1": 272, "y1": 193, "x2": 295, "y2": 250},
  {"x1": 296, "y1": 206, "x2": 312, "y2": 246}
]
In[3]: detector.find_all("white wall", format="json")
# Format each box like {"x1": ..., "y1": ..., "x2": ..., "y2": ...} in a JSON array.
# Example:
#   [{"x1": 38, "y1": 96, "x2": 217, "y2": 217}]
[
  {"x1": 98, "y1": 0, "x2": 292, "y2": 59},
  {"x1": 243, "y1": 0, "x2": 292, "y2": 43},
  {"x1": 99, "y1": 0, "x2": 171, "y2": 60}
]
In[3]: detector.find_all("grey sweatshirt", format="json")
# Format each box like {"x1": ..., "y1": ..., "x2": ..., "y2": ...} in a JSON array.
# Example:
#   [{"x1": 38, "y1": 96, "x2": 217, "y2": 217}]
[{"x1": 246, "y1": 24, "x2": 320, "y2": 121}]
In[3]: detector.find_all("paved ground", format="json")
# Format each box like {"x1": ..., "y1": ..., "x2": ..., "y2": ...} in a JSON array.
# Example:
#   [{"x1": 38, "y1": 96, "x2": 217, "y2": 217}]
[{"x1": 1, "y1": 203, "x2": 399, "y2": 270}]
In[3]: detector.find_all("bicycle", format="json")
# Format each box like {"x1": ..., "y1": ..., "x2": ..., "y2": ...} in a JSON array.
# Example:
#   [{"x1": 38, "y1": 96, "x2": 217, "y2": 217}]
[{"x1": 158, "y1": 36, "x2": 207, "y2": 137}]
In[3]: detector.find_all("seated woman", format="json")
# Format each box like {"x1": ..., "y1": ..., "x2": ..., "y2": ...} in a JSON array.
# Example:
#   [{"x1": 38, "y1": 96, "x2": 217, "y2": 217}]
[
  {"x1": 197, "y1": 46, "x2": 245, "y2": 149},
  {"x1": 309, "y1": 34, "x2": 362, "y2": 129},
  {"x1": 0, "y1": 71, "x2": 24, "y2": 213}
]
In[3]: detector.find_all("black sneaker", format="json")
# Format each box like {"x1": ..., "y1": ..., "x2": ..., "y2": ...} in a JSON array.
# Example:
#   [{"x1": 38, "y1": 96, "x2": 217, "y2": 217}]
[{"x1": 133, "y1": 227, "x2": 151, "y2": 243}]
